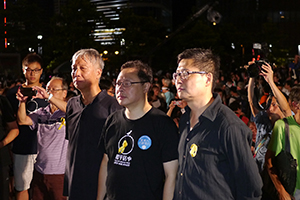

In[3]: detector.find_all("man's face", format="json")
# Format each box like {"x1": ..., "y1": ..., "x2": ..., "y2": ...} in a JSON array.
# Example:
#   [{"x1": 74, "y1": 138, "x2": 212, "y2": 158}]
[
  {"x1": 174, "y1": 59, "x2": 209, "y2": 102},
  {"x1": 23, "y1": 62, "x2": 43, "y2": 85},
  {"x1": 71, "y1": 56, "x2": 102, "y2": 91},
  {"x1": 153, "y1": 87, "x2": 160, "y2": 96},
  {"x1": 106, "y1": 86, "x2": 115, "y2": 97},
  {"x1": 115, "y1": 68, "x2": 148, "y2": 108},
  {"x1": 46, "y1": 79, "x2": 67, "y2": 101}
]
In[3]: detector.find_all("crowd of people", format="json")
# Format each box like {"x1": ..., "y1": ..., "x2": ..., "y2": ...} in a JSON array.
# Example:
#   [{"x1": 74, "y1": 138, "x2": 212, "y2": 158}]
[{"x1": 0, "y1": 48, "x2": 300, "y2": 200}]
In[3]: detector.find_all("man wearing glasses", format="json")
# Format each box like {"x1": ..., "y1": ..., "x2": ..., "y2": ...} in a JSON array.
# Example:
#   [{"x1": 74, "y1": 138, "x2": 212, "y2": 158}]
[
  {"x1": 16, "y1": 76, "x2": 68, "y2": 200},
  {"x1": 173, "y1": 48, "x2": 262, "y2": 200},
  {"x1": 6, "y1": 53, "x2": 48, "y2": 200},
  {"x1": 97, "y1": 60, "x2": 178, "y2": 200}
]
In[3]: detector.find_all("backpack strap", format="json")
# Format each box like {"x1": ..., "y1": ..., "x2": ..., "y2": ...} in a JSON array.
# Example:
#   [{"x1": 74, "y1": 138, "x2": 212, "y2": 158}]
[{"x1": 283, "y1": 118, "x2": 291, "y2": 153}]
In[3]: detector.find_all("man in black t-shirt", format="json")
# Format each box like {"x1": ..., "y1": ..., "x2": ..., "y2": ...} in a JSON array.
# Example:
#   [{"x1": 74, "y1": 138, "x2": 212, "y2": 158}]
[
  {"x1": 97, "y1": 60, "x2": 178, "y2": 200},
  {"x1": 6, "y1": 53, "x2": 48, "y2": 200},
  {"x1": 64, "y1": 49, "x2": 122, "y2": 200}
]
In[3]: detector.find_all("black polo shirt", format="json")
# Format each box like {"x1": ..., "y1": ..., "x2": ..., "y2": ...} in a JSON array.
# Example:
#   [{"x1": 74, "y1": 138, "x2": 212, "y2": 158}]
[
  {"x1": 174, "y1": 93, "x2": 262, "y2": 200},
  {"x1": 64, "y1": 91, "x2": 122, "y2": 200}
]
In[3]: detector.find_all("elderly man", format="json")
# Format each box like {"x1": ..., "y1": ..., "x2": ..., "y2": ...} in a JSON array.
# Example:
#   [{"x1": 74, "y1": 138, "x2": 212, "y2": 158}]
[
  {"x1": 16, "y1": 76, "x2": 69, "y2": 200},
  {"x1": 64, "y1": 49, "x2": 122, "y2": 200}
]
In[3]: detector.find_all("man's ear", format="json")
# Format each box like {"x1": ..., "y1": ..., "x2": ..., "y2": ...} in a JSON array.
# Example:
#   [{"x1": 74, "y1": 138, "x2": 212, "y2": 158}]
[
  {"x1": 205, "y1": 73, "x2": 213, "y2": 86},
  {"x1": 63, "y1": 89, "x2": 68, "y2": 99},
  {"x1": 143, "y1": 82, "x2": 151, "y2": 94},
  {"x1": 96, "y1": 68, "x2": 102, "y2": 79}
]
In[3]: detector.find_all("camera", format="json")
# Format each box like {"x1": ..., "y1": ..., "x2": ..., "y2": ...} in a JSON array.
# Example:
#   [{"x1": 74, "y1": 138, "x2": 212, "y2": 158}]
[
  {"x1": 173, "y1": 100, "x2": 182, "y2": 106},
  {"x1": 247, "y1": 60, "x2": 271, "y2": 78},
  {"x1": 20, "y1": 87, "x2": 37, "y2": 97}
]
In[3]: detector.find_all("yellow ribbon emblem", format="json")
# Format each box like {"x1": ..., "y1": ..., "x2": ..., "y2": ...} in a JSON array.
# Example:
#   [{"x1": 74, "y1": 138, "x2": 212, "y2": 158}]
[
  {"x1": 118, "y1": 140, "x2": 128, "y2": 153},
  {"x1": 190, "y1": 144, "x2": 198, "y2": 157},
  {"x1": 58, "y1": 117, "x2": 66, "y2": 130}
]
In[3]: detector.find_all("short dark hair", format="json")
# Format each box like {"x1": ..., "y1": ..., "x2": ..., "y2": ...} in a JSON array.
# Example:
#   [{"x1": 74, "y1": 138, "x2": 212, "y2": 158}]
[
  {"x1": 121, "y1": 60, "x2": 153, "y2": 83},
  {"x1": 22, "y1": 53, "x2": 43, "y2": 68},
  {"x1": 289, "y1": 85, "x2": 300, "y2": 103},
  {"x1": 229, "y1": 100, "x2": 241, "y2": 112},
  {"x1": 177, "y1": 48, "x2": 220, "y2": 91}
]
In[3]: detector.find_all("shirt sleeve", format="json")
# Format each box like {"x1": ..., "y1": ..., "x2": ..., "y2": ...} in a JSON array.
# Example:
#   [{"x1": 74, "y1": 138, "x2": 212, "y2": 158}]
[
  {"x1": 28, "y1": 108, "x2": 42, "y2": 130},
  {"x1": 224, "y1": 125, "x2": 263, "y2": 199},
  {"x1": 160, "y1": 116, "x2": 179, "y2": 163}
]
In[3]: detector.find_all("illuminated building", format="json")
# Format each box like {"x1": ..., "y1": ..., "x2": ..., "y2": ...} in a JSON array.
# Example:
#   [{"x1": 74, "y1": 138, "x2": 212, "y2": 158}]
[{"x1": 91, "y1": 0, "x2": 172, "y2": 45}]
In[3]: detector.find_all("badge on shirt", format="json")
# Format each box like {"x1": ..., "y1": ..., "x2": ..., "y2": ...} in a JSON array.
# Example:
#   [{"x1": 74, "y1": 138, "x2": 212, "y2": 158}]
[
  {"x1": 190, "y1": 144, "x2": 198, "y2": 157},
  {"x1": 138, "y1": 135, "x2": 152, "y2": 150},
  {"x1": 117, "y1": 130, "x2": 134, "y2": 155}
]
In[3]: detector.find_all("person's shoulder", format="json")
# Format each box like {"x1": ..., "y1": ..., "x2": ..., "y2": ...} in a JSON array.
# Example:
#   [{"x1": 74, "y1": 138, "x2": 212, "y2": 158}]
[
  {"x1": 148, "y1": 107, "x2": 176, "y2": 123},
  {"x1": 99, "y1": 92, "x2": 123, "y2": 109},
  {"x1": 6, "y1": 85, "x2": 19, "y2": 97},
  {"x1": 149, "y1": 107, "x2": 168, "y2": 116},
  {"x1": 68, "y1": 95, "x2": 81, "y2": 104},
  {"x1": 217, "y1": 104, "x2": 248, "y2": 127}
]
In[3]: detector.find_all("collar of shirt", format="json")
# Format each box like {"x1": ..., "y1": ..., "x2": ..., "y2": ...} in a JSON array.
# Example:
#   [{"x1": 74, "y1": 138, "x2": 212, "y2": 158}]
[{"x1": 184, "y1": 93, "x2": 221, "y2": 123}]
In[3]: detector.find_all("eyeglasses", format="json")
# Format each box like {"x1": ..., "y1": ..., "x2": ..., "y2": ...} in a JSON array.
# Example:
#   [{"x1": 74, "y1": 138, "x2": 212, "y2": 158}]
[
  {"x1": 114, "y1": 80, "x2": 148, "y2": 88},
  {"x1": 173, "y1": 70, "x2": 207, "y2": 81},
  {"x1": 25, "y1": 68, "x2": 42, "y2": 74},
  {"x1": 46, "y1": 88, "x2": 65, "y2": 93}
]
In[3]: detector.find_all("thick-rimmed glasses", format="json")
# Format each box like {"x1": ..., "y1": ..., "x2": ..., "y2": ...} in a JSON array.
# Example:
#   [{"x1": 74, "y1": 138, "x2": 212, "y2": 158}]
[
  {"x1": 25, "y1": 68, "x2": 42, "y2": 74},
  {"x1": 173, "y1": 70, "x2": 207, "y2": 81},
  {"x1": 46, "y1": 88, "x2": 65, "y2": 93},
  {"x1": 114, "y1": 80, "x2": 148, "y2": 88}
]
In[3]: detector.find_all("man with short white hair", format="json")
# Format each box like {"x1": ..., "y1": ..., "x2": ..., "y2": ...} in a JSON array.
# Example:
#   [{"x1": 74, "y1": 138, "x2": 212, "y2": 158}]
[{"x1": 64, "y1": 49, "x2": 122, "y2": 200}]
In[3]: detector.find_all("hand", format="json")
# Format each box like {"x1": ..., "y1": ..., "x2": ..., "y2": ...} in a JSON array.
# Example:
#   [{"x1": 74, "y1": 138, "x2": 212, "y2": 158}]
[
  {"x1": 177, "y1": 100, "x2": 187, "y2": 109},
  {"x1": 32, "y1": 86, "x2": 50, "y2": 100},
  {"x1": 16, "y1": 87, "x2": 28, "y2": 102},
  {"x1": 260, "y1": 63, "x2": 274, "y2": 84},
  {"x1": 278, "y1": 191, "x2": 293, "y2": 200},
  {"x1": 278, "y1": 187, "x2": 293, "y2": 200},
  {"x1": 169, "y1": 101, "x2": 176, "y2": 109}
]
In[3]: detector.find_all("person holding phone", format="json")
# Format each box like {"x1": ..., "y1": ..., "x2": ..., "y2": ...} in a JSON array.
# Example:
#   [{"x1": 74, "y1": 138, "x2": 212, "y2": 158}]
[{"x1": 6, "y1": 53, "x2": 48, "y2": 200}]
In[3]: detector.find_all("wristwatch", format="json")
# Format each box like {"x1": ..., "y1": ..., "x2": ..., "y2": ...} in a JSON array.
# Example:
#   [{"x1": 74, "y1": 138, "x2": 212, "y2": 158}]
[{"x1": 47, "y1": 93, "x2": 53, "y2": 102}]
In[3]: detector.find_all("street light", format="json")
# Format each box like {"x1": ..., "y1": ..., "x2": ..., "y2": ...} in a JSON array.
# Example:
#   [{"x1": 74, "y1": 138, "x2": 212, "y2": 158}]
[{"x1": 37, "y1": 35, "x2": 43, "y2": 54}]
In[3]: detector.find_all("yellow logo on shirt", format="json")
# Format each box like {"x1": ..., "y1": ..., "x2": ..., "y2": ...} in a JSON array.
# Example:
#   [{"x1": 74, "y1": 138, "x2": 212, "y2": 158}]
[
  {"x1": 190, "y1": 144, "x2": 198, "y2": 157},
  {"x1": 58, "y1": 117, "x2": 65, "y2": 130},
  {"x1": 118, "y1": 140, "x2": 128, "y2": 153}
]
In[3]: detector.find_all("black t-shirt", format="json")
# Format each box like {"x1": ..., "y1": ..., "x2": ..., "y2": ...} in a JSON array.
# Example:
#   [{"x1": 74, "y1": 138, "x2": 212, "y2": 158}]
[
  {"x1": 0, "y1": 95, "x2": 16, "y2": 166},
  {"x1": 6, "y1": 85, "x2": 48, "y2": 154},
  {"x1": 64, "y1": 91, "x2": 122, "y2": 200},
  {"x1": 100, "y1": 107, "x2": 179, "y2": 200}
]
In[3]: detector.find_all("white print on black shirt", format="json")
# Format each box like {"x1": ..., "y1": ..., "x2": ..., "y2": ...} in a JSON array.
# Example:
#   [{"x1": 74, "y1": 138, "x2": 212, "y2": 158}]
[{"x1": 114, "y1": 130, "x2": 134, "y2": 167}]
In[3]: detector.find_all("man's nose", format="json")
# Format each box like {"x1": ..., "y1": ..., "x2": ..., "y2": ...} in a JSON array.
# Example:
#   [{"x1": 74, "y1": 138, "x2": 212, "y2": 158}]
[{"x1": 72, "y1": 69, "x2": 80, "y2": 77}]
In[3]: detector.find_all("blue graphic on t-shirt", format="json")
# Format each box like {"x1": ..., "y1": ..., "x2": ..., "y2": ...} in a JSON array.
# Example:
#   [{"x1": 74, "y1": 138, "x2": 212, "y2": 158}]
[{"x1": 138, "y1": 135, "x2": 152, "y2": 150}]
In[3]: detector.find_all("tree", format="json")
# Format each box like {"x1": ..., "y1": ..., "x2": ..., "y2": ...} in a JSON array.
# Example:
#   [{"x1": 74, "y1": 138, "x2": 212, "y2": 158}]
[{"x1": 45, "y1": 0, "x2": 101, "y2": 70}]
